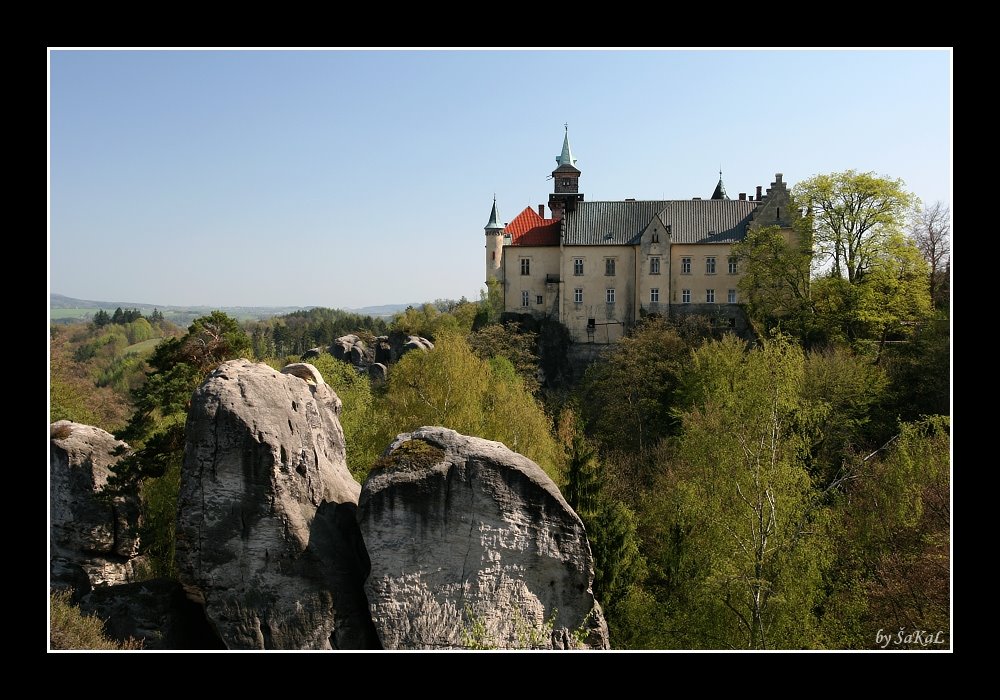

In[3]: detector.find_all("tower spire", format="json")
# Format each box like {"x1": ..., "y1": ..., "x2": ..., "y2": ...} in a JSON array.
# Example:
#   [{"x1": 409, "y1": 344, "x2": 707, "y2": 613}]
[
  {"x1": 556, "y1": 124, "x2": 577, "y2": 167},
  {"x1": 711, "y1": 168, "x2": 729, "y2": 200},
  {"x1": 485, "y1": 195, "x2": 503, "y2": 231}
]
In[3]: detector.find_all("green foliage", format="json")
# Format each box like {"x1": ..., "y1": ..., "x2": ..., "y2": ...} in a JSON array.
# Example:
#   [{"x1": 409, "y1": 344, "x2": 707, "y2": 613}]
[
  {"x1": 311, "y1": 353, "x2": 390, "y2": 481},
  {"x1": 559, "y1": 409, "x2": 645, "y2": 620},
  {"x1": 649, "y1": 335, "x2": 833, "y2": 648},
  {"x1": 468, "y1": 322, "x2": 540, "y2": 393},
  {"x1": 732, "y1": 224, "x2": 816, "y2": 342},
  {"x1": 578, "y1": 317, "x2": 688, "y2": 453},
  {"x1": 137, "y1": 461, "x2": 182, "y2": 579},
  {"x1": 390, "y1": 302, "x2": 475, "y2": 341},
  {"x1": 475, "y1": 279, "x2": 505, "y2": 328},
  {"x1": 381, "y1": 333, "x2": 561, "y2": 481},
  {"x1": 794, "y1": 170, "x2": 915, "y2": 284},
  {"x1": 125, "y1": 317, "x2": 154, "y2": 345},
  {"x1": 246, "y1": 307, "x2": 389, "y2": 359},
  {"x1": 801, "y1": 346, "x2": 888, "y2": 483},
  {"x1": 821, "y1": 417, "x2": 950, "y2": 647},
  {"x1": 49, "y1": 590, "x2": 142, "y2": 650}
]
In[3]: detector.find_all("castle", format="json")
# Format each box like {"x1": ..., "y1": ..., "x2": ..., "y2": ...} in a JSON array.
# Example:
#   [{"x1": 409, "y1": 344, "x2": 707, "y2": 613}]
[{"x1": 485, "y1": 128, "x2": 796, "y2": 343}]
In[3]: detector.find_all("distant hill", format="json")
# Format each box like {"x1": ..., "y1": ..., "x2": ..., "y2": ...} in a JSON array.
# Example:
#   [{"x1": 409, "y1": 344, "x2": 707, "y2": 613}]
[{"x1": 50, "y1": 294, "x2": 417, "y2": 326}]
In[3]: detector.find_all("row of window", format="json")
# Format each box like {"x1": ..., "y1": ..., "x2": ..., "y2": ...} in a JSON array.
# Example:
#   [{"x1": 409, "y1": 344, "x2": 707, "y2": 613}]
[
  {"x1": 523, "y1": 256, "x2": 738, "y2": 277},
  {"x1": 566, "y1": 288, "x2": 738, "y2": 304},
  {"x1": 520, "y1": 291, "x2": 546, "y2": 306}
]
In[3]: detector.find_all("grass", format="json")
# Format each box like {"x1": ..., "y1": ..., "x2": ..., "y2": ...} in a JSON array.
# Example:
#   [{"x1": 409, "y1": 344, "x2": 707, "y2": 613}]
[
  {"x1": 124, "y1": 338, "x2": 161, "y2": 355},
  {"x1": 51, "y1": 307, "x2": 101, "y2": 320},
  {"x1": 49, "y1": 590, "x2": 143, "y2": 650}
]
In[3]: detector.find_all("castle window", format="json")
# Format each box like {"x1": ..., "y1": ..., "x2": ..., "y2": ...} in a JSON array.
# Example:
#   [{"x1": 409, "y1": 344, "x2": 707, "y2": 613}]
[
  {"x1": 605, "y1": 258, "x2": 616, "y2": 276},
  {"x1": 536, "y1": 295, "x2": 543, "y2": 305},
  {"x1": 520, "y1": 258, "x2": 530, "y2": 276},
  {"x1": 650, "y1": 256, "x2": 661, "y2": 275},
  {"x1": 521, "y1": 290, "x2": 530, "y2": 307},
  {"x1": 652, "y1": 232, "x2": 659, "y2": 243},
  {"x1": 562, "y1": 179, "x2": 571, "y2": 186},
  {"x1": 574, "y1": 258, "x2": 584, "y2": 276},
  {"x1": 706, "y1": 289, "x2": 716, "y2": 303},
  {"x1": 706, "y1": 257, "x2": 716, "y2": 274},
  {"x1": 574, "y1": 288, "x2": 583, "y2": 304},
  {"x1": 728, "y1": 289, "x2": 737, "y2": 303},
  {"x1": 606, "y1": 288, "x2": 616, "y2": 304},
  {"x1": 728, "y1": 257, "x2": 738, "y2": 274},
  {"x1": 682, "y1": 289, "x2": 691, "y2": 304},
  {"x1": 650, "y1": 288, "x2": 659, "y2": 303},
  {"x1": 681, "y1": 257, "x2": 691, "y2": 274}
]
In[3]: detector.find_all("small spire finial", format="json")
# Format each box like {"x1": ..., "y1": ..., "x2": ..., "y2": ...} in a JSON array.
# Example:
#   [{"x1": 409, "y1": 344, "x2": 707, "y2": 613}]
[{"x1": 564, "y1": 122, "x2": 568, "y2": 131}]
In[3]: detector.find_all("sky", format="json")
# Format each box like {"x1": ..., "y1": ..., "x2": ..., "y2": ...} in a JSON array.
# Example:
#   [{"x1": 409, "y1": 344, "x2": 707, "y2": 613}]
[{"x1": 48, "y1": 49, "x2": 952, "y2": 310}]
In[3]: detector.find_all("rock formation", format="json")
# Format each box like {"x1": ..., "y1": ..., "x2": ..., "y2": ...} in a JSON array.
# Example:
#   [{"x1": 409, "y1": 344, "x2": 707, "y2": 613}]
[
  {"x1": 175, "y1": 360, "x2": 380, "y2": 649},
  {"x1": 50, "y1": 421, "x2": 142, "y2": 594},
  {"x1": 357, "y1": 426, "x2": 609, "y2": 650},
  {"x1": 78, "y1": 578, "x2": 226, "y2": 650},
  {"x1": 304, "y1": 332, "x2": 435, "y2": 376}
]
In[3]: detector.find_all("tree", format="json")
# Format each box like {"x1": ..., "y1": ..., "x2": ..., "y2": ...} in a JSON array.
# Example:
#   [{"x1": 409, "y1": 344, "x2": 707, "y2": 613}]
[
  {"x1": 578, "y1": 317, "x2": 688, "y2": 453},
  {"x1": 732, "y1": 224, "x2": 815, "y2": 341},
  {"x1": 380, "y1": 332, "x2": 561, "y2": 481},
  {"x1": 92, "y1": 309, "x2": 111, "y2": 327},
  {"x1": 794, "y1": 170, "x2": 915, "y2": 284},
  {"x1": 468, "y1": 322, "x2": 540, "y2": 394},
  {"x1": 662, "y1": 335, "x2": 833, "y2": 649},
  {"x1": 559, "y1": 409, "x2": 645, "y2": 621},
  {"x1": 910, "y1": 201, "x2": 951, "y2": 309},
  {"x1": 111, "y1": 311, "x2": 251, "y2": 577},
  {"x1": 811, "y1": 233, "x2": 931, "y2": 358}
]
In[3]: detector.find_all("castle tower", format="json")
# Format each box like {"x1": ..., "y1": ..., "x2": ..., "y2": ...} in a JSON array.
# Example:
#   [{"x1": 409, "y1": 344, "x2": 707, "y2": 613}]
[
  {"x1": 548, "y1": 125, "x2": 583, "y2": 220},
  {"x1": 485, "y1": 196, "x2": 504, "y2": 283},
  {"x1": 711, "y1": 169, "x2": 730, "y2": 200}
]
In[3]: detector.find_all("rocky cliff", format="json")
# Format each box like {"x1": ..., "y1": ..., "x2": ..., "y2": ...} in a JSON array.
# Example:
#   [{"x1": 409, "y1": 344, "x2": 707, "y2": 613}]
[
  {"x1": 358, "y1": 426, "x2": 609, "y2": 649},
  {"x1": 174, "y1": 360, "x2": 380, "y2": 649},
  {"x1": 50, "y1": 421, "x2": 142, "y2": 594}
]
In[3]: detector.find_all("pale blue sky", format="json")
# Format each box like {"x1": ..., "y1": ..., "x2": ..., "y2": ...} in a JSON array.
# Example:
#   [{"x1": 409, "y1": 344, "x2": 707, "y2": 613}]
[{"x1": 49, "y1": 49, "x2": 951, "y2": 309}]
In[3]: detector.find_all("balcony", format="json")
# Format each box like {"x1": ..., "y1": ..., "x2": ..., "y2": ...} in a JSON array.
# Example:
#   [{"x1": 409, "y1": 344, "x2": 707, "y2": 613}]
[{"x1": 545, "y1": 274, "x2": 560, "y2": 284}]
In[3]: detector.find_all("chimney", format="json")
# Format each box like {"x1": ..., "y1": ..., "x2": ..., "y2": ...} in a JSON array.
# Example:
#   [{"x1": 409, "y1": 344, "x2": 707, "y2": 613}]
[
  {"x1": 755, "y1": 185, "x2": 762, "y2": 200},
  {"x1": 739, "y1": 192, "x2": 746, "y2": 201},
  {"x1": 775, "y1": 173, "x2": 783, "y2": 184},
  {"x1": 538, "y1": 204, "x2": 545, "y2": 218}
]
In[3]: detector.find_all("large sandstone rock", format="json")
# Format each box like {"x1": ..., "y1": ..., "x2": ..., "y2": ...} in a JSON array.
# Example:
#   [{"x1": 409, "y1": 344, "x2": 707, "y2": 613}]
[
  {"x1": 176, "y1": 360, "x2": 380, "y2": 649},
  {"x1": 358, "y1": 426, "x2": 609, "y2": 650},
  {"x1": 50, "y1": 421, "x2": 142, "y2": 593},
  {"x1": 78, "y1": 578, "x2": 225, "y2": 650}
]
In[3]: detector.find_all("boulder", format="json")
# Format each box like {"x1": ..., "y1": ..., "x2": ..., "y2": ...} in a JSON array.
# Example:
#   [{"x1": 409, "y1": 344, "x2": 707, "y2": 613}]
[
  {"x1": 358, "y1": 426, "x2": 609, "y2": 650},
  {"x1": 175, "y1": 360, "x2": 380, "y2": 649},
  {"x1": 78, "y1": 578, "x2": 225, "y2": 650},
  {"x1": 367, "y1": 362, "x2": 388, "y2": 383},
  {"x1": 330, "y1": 334, "x2": 361, "y2": 362},
  {"x1": 373, "y1": 337, "x2": 393, "y2": 365},
  {"x1": 50, "y1": 421, "x2": 142, "y2": 593},
  {"x1": 399, "y1": 335, "x2": 434, "y2": 359},
  {"x1": 301, "y1": 347, "x2": 323, "y2": 361}
]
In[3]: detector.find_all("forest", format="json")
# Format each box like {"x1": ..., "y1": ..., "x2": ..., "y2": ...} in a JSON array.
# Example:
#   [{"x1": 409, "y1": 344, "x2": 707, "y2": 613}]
[{"x1": 50, "y1": 173, "x2": 950, "y2": 650}]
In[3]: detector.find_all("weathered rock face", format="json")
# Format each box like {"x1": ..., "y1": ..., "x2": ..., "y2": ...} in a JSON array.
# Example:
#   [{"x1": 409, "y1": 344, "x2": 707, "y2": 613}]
[
  {"x1": 399, "y1": 335, "x2": 434, "y2": 358},
  {"x1": 367, "y1": 362, "x2": 388, "y2": 382},
  {"x1": 50, "y1": 421, "x2": 142, "y2": 593},
  {"x1": 358, "y1": 426, "x2": 609, "y2": 650},
  {"x1": 78, "y1": 578, "x2": 226, "y2": 650},
  {"x1": 175, "y1": 360, "x2": 380, "y2": 650}
]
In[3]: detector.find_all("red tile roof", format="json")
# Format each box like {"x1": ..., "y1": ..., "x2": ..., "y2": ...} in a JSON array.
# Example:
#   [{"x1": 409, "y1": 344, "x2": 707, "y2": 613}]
[{"x1": 505, "y1": 206, "x2": 560, "y2": 246}]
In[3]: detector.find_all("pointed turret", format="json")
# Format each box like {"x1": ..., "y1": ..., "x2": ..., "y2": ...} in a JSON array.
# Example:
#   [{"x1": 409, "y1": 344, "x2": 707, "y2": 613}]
[
  {"x1": 485, "y1": 196, "x2": 503, "y2": 233},
  {"x1": 485, "y1": 196, "x2": 504, "y2": 283},
  {"x1": 550, "y1": 125, "x2": 583, "y2": 219},
  {"x1": 556, "y1": 125, "x2": 578, "y2": 169},
  {"x1": 711, "y1": 169, "x2": 730, "y2": 200}
]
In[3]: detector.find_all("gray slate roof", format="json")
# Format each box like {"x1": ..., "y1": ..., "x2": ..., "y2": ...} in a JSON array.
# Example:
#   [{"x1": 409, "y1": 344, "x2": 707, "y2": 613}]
[{"x1": 562, "y1": 199, "x2": 757, "y2": 246}]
